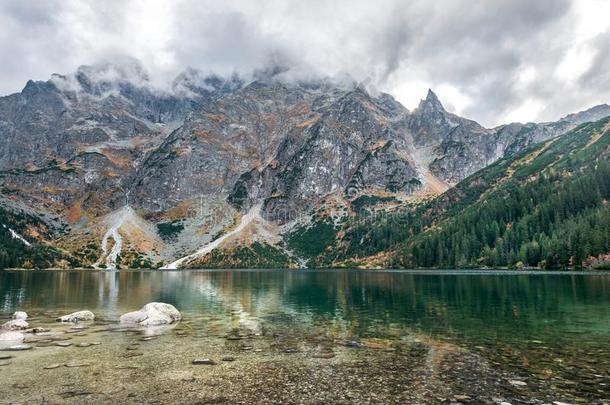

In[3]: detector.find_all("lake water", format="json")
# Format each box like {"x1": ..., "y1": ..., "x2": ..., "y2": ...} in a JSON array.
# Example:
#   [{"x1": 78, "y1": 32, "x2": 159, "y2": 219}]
[{"x1": 1, "y1": 269, "x2": 609, "y2": 403}]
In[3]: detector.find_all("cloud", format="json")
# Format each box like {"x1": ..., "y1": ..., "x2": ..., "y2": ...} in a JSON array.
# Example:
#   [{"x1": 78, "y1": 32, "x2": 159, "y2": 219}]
[{"x1": 0, "y1": 0, "x2": 609, "y2": 126}]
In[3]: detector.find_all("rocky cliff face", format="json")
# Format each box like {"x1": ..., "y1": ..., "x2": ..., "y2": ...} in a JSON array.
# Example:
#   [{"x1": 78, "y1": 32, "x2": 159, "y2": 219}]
[{"x1": 1, "y1": 60, "x2": 609, "y2": 268}]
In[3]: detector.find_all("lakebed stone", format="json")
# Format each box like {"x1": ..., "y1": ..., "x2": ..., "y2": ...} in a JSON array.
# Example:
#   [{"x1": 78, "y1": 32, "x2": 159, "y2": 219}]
[
  {"x1": 57, "y1": 310, "x2": 95, "y2": 323},
  {"x1": 43, "y1": 363, "x2": 62, "y2": 369},
  {"x1": 0, "y1": 331, "x2": 26, "y2": 342},
  {"x1": 192, "y1": 358, "x2": 216, "y2": 365},
  {"x1": 119, "y1": 303, "x2": 182, "y2": 326},
  {"x1": 55, "y1": 341, "x2": 73, "y2": 347},
  {"x1": 3, "y1": 344, "x2": 32, "y2": 351}
]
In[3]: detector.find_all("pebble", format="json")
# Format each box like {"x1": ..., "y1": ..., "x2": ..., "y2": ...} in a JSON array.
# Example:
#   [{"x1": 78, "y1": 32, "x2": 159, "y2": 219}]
[
  {"x1": 0, "y1": 354, "x2": 12, "y2": 360},
  {"x1": 226, "y1": 335, "x2": 243, "y2": 340},
  {"x1": 77, "y1": 342, "x2": 92, "y2": 347},
  {"x1": 43, "y1": 363, "x2": 62, "y2": 369},
  {"x1": 65, "y1": 361, "x2": 91, "y2": 367},
  {"x1": 55, "y1": 341, "x2": 73, "y2": 347},
  {"x1": 0, "y1": 360, "x2": 10, "y2": 366},
  {"x1": 312, "y1": 352, "x2": 335, "y2": 359},
  {"x1": 222, "y1": 356, "x2": 236, "y2": 362},
  {"x1": 192, "y1": 358, "x2": 216, "y2": 365},
  {"x1": 140, "y1": 336, "x2": 157, "y2": 341},
  {"x1": 509, "y1": 380, "x2": 527, "y2": 386},
  {"x1": 4, "y1": 344, "x2": 32, "y2": 351},
  {"x1": 122, "y1": 352, "x2": 144, "y2": 358}
]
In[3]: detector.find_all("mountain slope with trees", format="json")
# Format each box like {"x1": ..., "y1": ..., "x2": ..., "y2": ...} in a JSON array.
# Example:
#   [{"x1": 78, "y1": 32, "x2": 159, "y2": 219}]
[{"x1": 331, "y1": 117, "x2": 610, "y2": 269}]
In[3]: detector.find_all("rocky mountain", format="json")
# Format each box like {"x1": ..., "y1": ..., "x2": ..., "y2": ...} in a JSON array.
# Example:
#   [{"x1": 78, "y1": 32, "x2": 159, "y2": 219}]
[
  {"x1": 331, "y1": 117, "x2": 610, "y2": 269},
  {"x1": 1, "y1": 60, "x2": 609, "y2": 269}
]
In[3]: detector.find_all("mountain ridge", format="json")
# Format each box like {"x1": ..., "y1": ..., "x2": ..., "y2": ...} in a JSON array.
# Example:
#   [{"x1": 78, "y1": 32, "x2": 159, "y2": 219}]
[{"x1": 1, "y1": 61, "x2": 610, "y2": 269}]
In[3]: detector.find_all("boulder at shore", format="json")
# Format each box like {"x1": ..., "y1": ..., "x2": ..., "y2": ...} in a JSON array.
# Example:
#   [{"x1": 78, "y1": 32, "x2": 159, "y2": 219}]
[
  {"x1": 56, "y1": 310, "x2": 95, "y2": 323},
  {"x1": 13, "y1": 311, "x2": 28, "y2": 320},
  {"x1": 1, "y1": 319, "x2": 29, "y2": 331},
  {"x1": 120, "y1": 303, "x2": 182, "y2": 326}
]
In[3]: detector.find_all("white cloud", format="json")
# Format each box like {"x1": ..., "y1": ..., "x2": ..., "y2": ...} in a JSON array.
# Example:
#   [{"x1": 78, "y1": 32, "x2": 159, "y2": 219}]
[
  {"x1": 0, "y1": 0, "x2": 609, "y2": 127},
  {"x1": 502, "y1": 99, "x2": 545, "y2": 124}
]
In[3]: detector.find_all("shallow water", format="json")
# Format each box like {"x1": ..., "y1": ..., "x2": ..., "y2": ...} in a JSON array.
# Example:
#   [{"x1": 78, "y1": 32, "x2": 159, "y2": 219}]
[{"x1": 1, "y1": 269, "x2": 609, "y2": 403}]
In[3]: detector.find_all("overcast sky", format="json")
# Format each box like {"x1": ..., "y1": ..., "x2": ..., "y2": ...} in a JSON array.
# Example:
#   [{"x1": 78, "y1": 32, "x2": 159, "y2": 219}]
[{"x1": 1, "y1": 0, "x2": 609, "y2": 127}]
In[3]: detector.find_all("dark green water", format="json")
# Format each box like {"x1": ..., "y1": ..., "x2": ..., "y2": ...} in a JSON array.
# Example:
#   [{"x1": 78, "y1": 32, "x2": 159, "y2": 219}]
[
  {"x1": 1, "y1": 270, "x2": 609, "y2": 341},
  {"x1": 1, "y1": 269, "x2": 609, "y2": 388}
]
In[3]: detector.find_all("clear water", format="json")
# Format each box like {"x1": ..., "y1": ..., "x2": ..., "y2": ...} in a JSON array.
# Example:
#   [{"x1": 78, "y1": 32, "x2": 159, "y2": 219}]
[{"x1": 1, "y1": 269, "x2": 609, "y2": 401}]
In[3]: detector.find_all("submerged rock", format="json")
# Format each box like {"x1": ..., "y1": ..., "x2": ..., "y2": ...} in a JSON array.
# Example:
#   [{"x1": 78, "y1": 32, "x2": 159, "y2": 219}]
[
  {"x1": 55, "y1": 341, "x2": 73, "y2": 347},
  {"x1": 3, "y1": 344, "x2": 32, "y2": 351},
  {"x1": 56, "y1": 310, "x2": 95, "y2": 323},
  {"x1": 13, "y1": 311, "x2": 28, "y2": 321},
  {"x1": 119, "y1": 303, "x2": 182, "y2": 326},
  {"x1": 192, "y1": 358, "x2": 216, "y2": 365},
  {"x1": 0, "y1": 331, "x2": 25, "y2": 342},
  {"x1": 43, "y1": 363, "x2": 62, "y2": 369},
  {"x1": 1, "y1": 319, "x2": 29, "y2": 331}
]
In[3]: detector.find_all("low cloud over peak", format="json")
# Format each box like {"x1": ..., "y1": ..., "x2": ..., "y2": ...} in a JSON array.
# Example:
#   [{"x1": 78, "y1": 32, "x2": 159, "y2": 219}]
[{"x1": 1, "y1": 0, "x2": 609, "y2": 126}]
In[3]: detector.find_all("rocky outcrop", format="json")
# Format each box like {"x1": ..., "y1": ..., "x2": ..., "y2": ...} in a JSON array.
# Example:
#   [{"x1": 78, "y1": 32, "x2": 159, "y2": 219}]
[{"x1": 119, "y1": 302, "x2": 182, "y2": 326}]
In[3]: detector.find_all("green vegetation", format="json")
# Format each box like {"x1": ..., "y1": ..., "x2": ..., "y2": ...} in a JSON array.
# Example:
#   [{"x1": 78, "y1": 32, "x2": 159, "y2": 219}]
[
  {"x1": 285, "y1": 218, "x2": 337, "y2": 258},
  {"x1": 0, "y1": 206, "x2": 76, "y2": 269},
  {"x1": 156, "y1": 220, "x2": 184, "y2": 240},
  {"x1": 350, "y1": 195, "x2": 398, "y2": 212},
  {"x1": 189, "y1": 242, "x2": 295, "y2": 268},
  {"x1": 333, "y1": 117, "x2": 610, "y2": 270}
]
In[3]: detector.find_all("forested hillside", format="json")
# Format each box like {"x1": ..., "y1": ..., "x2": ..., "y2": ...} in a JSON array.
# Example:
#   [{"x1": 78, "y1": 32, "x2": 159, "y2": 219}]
[
  {"x1": 0, "y1": 206, "x2": 73, "y2": 269},
  {"x1": 333, "y1": 117, "x2": 610, "y2": 269}
]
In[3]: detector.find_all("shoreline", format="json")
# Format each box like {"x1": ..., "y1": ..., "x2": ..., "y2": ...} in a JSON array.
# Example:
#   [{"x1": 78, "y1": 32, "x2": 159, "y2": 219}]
[{"x1": 2, "y1": 267, "x2": 610, "y2": 276}]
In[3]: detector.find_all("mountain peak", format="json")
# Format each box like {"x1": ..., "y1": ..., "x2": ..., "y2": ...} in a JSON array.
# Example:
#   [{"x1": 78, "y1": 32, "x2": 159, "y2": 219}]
[{"x1": 417, "y1": 88, "x2": 446, "y2": 113}]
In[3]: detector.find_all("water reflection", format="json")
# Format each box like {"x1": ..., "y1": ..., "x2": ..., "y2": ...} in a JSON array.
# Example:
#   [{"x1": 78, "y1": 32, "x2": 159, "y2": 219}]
[{"x1": 1, "y1": 270, "x2": 609, "y2": 343}]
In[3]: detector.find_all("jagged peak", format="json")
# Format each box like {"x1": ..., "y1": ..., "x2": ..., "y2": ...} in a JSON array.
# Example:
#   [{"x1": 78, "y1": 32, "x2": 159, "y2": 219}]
[{"x1": 416, "y1": 88, "x2": 446, "y2": 113}]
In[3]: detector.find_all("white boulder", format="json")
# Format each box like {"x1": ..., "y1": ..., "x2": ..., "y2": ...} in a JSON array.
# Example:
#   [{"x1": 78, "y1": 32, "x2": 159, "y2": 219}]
[
  {"x1": 56, "y1": 310, "x2": 95, "y2": 323},
  {"x1": 1, "y1": 319, "x2": 29, "y2": 331},
  {"x1": 13, "y1": 311, "x2": 28, "y2": 320},
  {"x1": 119, "y1": 302, "x2": 182, "y2": 326},
  {"x1": 0, "y1": 331, "x2": 25, "y2": 342}
]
